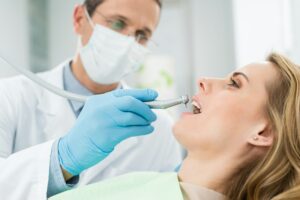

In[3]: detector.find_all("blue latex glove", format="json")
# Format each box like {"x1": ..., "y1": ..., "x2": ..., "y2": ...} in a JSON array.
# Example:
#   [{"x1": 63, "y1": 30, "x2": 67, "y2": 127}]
[{"x1": 58, "y1": 89, "x2": 158, "y2": 176}]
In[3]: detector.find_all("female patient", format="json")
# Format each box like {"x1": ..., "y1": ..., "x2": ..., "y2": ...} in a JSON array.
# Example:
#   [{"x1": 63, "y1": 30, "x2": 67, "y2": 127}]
[{"x1": 50, "y1": 53, "x2": 300, "y2": 200}]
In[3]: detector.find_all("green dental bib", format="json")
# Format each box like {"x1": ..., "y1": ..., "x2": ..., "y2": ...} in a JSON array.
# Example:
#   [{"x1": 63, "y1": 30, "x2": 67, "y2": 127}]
[{"x1": 50, "y1": 172, "x2": 184, "y2": 200}]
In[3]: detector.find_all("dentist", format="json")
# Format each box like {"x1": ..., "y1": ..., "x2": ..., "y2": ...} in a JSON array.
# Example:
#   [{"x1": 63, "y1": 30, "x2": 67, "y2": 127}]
[{"x1": 0, "y1": 0, "x2": 182, "y2": 199}]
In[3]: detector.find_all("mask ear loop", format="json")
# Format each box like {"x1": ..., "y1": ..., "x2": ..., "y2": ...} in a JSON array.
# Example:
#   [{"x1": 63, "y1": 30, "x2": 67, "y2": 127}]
[
  {"x1": 78, "y1": 7, "x2": 95, "y2": 49},
  {"x1": 84, "y1": 6, "x2": 95, "y2": 28}
]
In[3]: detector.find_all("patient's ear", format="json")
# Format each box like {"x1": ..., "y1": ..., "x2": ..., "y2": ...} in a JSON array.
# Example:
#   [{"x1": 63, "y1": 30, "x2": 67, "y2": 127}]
[{"x1": 247, "y1": 122, "x2": 274, "y2": 147}]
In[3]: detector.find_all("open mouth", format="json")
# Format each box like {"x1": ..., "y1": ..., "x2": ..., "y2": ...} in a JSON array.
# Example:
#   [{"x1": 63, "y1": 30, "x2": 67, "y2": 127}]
[{"x1": 192, "y1": 101, "x2": 202, "y2": 114}]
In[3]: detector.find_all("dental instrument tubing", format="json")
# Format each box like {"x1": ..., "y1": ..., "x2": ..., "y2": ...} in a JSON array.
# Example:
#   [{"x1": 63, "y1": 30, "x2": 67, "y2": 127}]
[{"x1": 0, "y1": 55, "x2": 189, "y2": 109}]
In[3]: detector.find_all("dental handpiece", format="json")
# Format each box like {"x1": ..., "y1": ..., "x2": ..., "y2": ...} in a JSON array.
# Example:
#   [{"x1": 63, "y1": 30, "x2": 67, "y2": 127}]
[{"x1": 145, "y1": 95, "x2": 190, "y2": 109}]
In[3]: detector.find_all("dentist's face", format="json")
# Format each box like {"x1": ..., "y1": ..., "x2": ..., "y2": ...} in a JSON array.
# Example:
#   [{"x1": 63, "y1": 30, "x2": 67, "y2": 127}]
[
  {"x1": 74, "y1": 0, "x2": 160, "y2": 46},
  {"x1": 173, "y1": 62, "x2": 278, "y2": 156}
]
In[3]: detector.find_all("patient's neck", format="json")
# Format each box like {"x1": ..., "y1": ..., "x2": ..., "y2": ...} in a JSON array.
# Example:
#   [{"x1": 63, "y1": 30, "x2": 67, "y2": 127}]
[{"x1": 178, "y1": 153, "x2": 239, "y2": 194}]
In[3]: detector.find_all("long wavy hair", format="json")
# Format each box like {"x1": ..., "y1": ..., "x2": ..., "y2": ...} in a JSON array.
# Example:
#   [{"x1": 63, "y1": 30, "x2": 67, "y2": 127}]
[{"x1": 227, "y1": 53, "x2": 300, "y2": 200}]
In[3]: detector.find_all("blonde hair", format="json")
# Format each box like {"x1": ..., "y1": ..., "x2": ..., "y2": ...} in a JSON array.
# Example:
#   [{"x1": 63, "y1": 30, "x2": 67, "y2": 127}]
[{"x1": 227, "y1": 53, "x2": 300, "y2": 200}]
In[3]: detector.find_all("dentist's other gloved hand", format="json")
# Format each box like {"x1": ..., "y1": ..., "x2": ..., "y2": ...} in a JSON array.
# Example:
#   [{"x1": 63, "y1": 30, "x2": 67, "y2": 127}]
[{"x1": 58, "y1": 89, "x2": 158, "y2": 176}]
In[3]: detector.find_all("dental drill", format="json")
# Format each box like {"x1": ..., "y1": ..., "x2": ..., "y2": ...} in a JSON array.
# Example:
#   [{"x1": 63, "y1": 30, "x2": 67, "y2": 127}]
[
  {"x1": 145, "y1": 96, "x2": 189, "y2": 109},
  {"x1": 0, "y1": 55, "x2": 189, "y2": 109}
]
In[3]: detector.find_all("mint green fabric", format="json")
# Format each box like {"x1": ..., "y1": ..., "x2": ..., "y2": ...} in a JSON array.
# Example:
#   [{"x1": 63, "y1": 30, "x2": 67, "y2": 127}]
[{"x1": 49, "y1": 172, "x2": 184, "y2": 200}]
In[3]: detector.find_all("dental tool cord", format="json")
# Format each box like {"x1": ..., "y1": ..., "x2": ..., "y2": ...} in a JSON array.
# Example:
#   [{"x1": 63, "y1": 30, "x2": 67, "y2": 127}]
[
  {"x1": 0, "y1": 56, "x2": 88, "y2": 102},
  {"x1": 0, "y1": 55, "x2": 188, "y2": 109}
]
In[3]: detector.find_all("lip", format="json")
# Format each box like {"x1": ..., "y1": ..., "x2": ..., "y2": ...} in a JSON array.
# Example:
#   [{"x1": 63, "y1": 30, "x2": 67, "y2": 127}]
[
  {"x1": 181, "y1": 112, "x2": 194, "y2": 117},
  {"x1": 192, "y1": 95, "x2": 202, "y2": 109}
]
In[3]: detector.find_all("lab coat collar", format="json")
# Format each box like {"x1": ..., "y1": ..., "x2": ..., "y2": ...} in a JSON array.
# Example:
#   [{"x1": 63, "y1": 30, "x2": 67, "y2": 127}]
[
  {"x1": 63, "y1": 62, "x2": 126, "y2": 115},
  {"x1": 36, "y1": 59, "x2": 130, "y2": 116},
  {"x1": 36, "y1": 60, "x2": 72, "y2": 116},
  {"x1": 36, "y1": 60, "x2": 76, "y2": 138},
  {"x1": 63, "y1": 62, "x2": 93, "y2": 114}
]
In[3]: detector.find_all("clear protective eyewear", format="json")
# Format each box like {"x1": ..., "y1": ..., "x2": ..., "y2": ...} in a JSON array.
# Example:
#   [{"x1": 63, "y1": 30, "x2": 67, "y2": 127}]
[{"x1": 92, "y1": 10, "x2": 158, "y2": 48}]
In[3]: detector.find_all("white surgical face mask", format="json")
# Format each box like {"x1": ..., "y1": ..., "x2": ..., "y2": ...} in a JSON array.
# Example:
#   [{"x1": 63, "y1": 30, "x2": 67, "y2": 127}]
[{"x1": 79, "y1": 8, "x2": 150, "y2": 84}]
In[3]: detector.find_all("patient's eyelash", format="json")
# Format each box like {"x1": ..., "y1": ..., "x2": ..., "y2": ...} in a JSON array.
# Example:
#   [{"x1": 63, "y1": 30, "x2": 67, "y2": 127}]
[{"x1": 228, "y1": 78, "x2": 240, "y2": 88}]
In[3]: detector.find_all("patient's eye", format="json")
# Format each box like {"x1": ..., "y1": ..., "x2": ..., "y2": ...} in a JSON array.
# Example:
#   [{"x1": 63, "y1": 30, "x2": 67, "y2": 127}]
[{"x1": 228, "y1": 77, "x2": 240, "y2": 88}]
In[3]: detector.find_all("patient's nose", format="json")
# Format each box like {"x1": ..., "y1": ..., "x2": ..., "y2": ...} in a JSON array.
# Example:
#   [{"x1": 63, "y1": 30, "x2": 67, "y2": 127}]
[{"x1": 197, "y1": 77, "x2": 223, "y2": 95}]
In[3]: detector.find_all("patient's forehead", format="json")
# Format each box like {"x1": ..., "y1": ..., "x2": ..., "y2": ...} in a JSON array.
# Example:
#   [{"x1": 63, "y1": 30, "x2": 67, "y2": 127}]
[{"x1": 238, "y1": 61, "x2": 278, "y2": 85}]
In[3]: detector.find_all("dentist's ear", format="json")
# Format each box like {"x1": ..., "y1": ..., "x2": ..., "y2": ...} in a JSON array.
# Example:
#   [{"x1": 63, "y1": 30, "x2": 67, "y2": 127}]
[
  {"x1": 73, "y1": 4, "x2": 86, "y2": 35},
  {"x1": 247, "y1": 123, "x2": 274, "y2": 147}
]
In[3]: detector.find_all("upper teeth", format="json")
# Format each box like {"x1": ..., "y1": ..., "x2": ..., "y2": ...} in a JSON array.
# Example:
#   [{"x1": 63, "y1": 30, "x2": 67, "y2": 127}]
[{"x1": 192, "y1": 101, "x2": 201, "y2": 109}]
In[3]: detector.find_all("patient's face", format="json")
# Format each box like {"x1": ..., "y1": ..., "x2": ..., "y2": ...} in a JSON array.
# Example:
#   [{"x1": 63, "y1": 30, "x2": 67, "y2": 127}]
[{"x1": 173, "y1": 62, "x2": 278, "y2": 155}]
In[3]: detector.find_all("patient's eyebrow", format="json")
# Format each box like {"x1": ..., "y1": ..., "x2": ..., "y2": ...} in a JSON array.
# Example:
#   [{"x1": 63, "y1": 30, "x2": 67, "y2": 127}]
[{"x1": 232, "y1": 72, "x2": 250, "y2": 82}]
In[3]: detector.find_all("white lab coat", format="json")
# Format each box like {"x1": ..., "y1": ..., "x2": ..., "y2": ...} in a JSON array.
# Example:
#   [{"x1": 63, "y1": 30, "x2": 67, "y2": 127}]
[{"x1": 0, "y1": 60, "x2": 182, "y2": 200}]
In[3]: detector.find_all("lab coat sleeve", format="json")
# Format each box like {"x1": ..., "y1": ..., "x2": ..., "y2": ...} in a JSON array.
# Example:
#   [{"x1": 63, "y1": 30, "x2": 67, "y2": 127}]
[
  {"x1": 0, "y1": 80, "x2": 18, "y2": 157},
  {"x1": 0, "y1": 141, "x2": 53, "y2": 200},
  {"x1": 0, "y1": 75, "x2": 53, "y2": 200},
  {"x1": 48, "y1": 140, "x2": 79, "y2": 197}
]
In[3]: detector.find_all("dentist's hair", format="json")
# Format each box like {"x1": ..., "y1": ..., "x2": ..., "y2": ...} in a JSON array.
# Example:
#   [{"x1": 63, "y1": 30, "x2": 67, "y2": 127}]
[
  {"x1": 227, "y1": 53, "x2": 300, "y2": 199},
  {"x1": 84, "y1": 0, "x2": 162, "y2": 16}
]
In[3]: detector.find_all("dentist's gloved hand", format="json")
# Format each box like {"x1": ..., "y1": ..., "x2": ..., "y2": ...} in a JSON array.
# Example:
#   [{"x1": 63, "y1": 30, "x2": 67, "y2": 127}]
[{"x1": 58, "y1": 89, "x2": 158, "y2": 176}]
